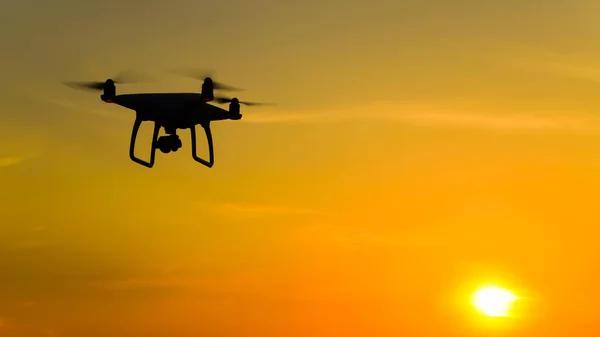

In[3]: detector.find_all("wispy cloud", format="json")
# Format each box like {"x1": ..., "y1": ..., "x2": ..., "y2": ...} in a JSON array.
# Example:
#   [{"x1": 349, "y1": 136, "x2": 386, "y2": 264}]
[
  {"x1": 504, "y1": 48, "x2": 600, "y2": 84},
  {"x1": 300, "y1": 222, "x2": 453, "y2": 249},
  {"x1": 40, "y1": 79, "x2": 600, "y2": 134},
  {"x1": 0, "y1": 146, "x2": 79, "y2": 169},
  {"x1": 19, "y1": 301, "x2": 38, "y2": 308},
  {"x1": 7, "y1": 240, "x2": 55, "y2": 251},
  {"x1": 0, "y1": 137, "x2": 46, "y2": 167},
  {"x1": 88, "y1": 278, "x2": 200, "y2": 290},
  {"x1": 88, "y1": 273, "x2": 259, "y2": 292},
  {"x1": 198, "y1": 201, "x2": 318, "y2": 219},
  {"x1": 0, "y1": 156, "x2": 23, "y2": 168},
  {"x1": 331, "y1": 226, "x2": 391, "y2": 249},
  {"x1": 243, "y1": 102, "x2": 599, "y2": 133},
  {"x1": 88, "y1": 270, "x2": 292, "y2": 295},
  {"x1": 40, "y1": 80, "x2": 599, "y2": 133},
  {"x1": 534, "y1": 61, "x2": 600, "y2": 83},
  {"x1": 43, "y1": 98, "x2": 79, "y2": 111},
  {"x1": 40, "y1": 97, "x2": 127, "y2": 119},
  {"x1": 0, "y1": 318, "x2": 55, "y2": 337},
  {"x1": 306, "y1": 224, "x2": 395, "y2": 249}
]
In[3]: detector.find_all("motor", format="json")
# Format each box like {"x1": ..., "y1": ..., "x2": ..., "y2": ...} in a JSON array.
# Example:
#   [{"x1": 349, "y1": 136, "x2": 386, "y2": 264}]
[
  {"x1": 229, "y1": 98, "x2": 240, "y2": 114},
  {"x1": 229, "y1": 98, "x2": 242, "y2": 119},
  {"x1": 100, "y1": 79, "x2": 116, "y2": 102},
  {"x1": 201, "y1": 78, "x2": 214, "y2": 102}
]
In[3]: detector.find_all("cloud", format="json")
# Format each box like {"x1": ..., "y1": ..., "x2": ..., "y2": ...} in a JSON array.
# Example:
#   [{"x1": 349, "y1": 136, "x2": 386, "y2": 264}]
[
  {"x1": 0, "y1": 318, "x2": 55, "y2": 337},
  {"x1": 299, "y1": 222, "x2": 454, "y2": 250},
  {"x1": 331, "y1": 226, "x2": 390, "y2": 249},
  {"x1": 503, "y1": 48, "x2": 600, "y2": 84},
  {"x1": 88, "y1": 278, "x2": 200, "y2": 290},
  {"x1": 39, "y1": 97, "x2": 128, "y2": 119},
  {"x1": 243, "y1": 102, "x2": 599, "y2": 133},
  {"x1": 198, "y1": 201, "x2": 318, "y2": 218},
  {"x1": 88, "y1": 274, "x2": 261, "y2": 292},
  {"x1": 0, "y1": 147, "x2": 79, "y2": 169},
  {"x1": 42, "y1": 73, "x2": 599, "y2": 133},
  {"x1": 535, "y1": 61, "x2": 600, "y2": 83},
  {"x1": 0, "y1": 156, "x2": 23, "y2": 167},
  {"x1": 7, "y1": 240, "x2": 54, "y2": 250},
  {"x1": 43, "y1": 98, "x2": 79, "y2": 111},
  {"x1": 19, "y1": 301, "x2": 38, "y2": 308}
]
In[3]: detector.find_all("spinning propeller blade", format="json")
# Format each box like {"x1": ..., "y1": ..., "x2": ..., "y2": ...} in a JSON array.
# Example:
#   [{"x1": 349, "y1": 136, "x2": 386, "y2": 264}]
[
  {"x1": 213, "y1": 96, "x2": 274, "y2": 106},
  {"x1": 62, "y1": 71, "x2": 153, "y2": 91},
  {"x1": 63, "y1": 81, "x2": 107, "y2": 91},
  {"x1": 170, "y1": 68, "x2": 244, "y2": 91}
]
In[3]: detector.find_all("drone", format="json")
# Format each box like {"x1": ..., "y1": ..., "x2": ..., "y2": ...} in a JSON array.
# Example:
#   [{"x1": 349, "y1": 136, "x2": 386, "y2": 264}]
[{"x1": 63, "y1": 70, "x2": 269, "y2": 168}]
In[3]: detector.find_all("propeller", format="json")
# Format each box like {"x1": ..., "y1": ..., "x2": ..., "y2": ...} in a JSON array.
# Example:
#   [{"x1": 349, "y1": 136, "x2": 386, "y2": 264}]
[
  {"x1": 62, "y1": 71, "x2": 153, "y2": 91},
  {"x1": 213, "y1": 96, "x2": 274, "y2": 107},
  {"x1": 170, "y1": 68, "x2": 244, "y2": 91}
]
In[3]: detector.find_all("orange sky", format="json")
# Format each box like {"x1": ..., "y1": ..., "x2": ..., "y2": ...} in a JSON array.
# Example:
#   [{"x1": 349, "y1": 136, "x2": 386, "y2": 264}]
[{"x1": 3, "y1": 0, "x2": 600, "y2": 336}]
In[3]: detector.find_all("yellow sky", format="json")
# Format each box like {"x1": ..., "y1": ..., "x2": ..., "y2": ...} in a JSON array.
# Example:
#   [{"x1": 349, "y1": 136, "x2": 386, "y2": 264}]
[{"x1": 3, "y1": 0, "x2": 600, "y2": 336}]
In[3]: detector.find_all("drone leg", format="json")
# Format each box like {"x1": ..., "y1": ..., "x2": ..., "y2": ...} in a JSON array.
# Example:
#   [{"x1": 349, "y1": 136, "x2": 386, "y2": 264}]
[
  {"x1": 190, "y1": 123, "x2": 214, "y2": 168},
  {"x1": 129, "y1": 118, "x2": 160, "y2": 168}
]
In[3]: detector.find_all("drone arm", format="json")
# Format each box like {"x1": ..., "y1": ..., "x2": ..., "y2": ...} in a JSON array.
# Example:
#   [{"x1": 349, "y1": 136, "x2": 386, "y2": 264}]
[
  {"x1": 190, "y1": 123, "x2": 214, "y2": 168},
  {"x1": 129, "y1": 118, "x2": 160, "y2": 168}
]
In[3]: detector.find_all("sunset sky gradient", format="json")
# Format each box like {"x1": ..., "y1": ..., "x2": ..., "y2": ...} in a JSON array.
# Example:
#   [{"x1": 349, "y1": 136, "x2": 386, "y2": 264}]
[{"x1": 2, "y1": 0, "x2": 600, "y2": 336}]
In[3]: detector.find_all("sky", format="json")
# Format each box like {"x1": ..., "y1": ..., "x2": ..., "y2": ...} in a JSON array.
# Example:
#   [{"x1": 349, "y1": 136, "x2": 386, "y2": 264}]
[{"x1": 2, "y1": 0, "x2": 600, "y2": 336}]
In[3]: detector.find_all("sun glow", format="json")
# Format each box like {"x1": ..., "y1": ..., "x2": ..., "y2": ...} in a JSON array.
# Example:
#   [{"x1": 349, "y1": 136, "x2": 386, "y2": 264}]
[{"x1": 471, "y1": 286, "x2": 518, "y2": 317}]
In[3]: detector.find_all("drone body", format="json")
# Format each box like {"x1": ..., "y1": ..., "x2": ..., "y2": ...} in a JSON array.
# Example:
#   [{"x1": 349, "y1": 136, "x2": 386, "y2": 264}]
[{"x1": 65, "y1": 74, "x2": 264, "y2": 168}]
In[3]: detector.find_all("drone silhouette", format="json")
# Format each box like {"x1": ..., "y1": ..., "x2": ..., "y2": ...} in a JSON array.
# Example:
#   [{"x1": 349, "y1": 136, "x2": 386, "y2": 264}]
[{"x1": 63, "y1": 70, "x2": 270, "y2": 168}]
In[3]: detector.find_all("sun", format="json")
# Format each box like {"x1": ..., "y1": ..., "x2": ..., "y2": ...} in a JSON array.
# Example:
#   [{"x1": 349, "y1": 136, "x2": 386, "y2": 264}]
[{"x1": 471, "y1": 285, "x2": 518, "y2": 317}]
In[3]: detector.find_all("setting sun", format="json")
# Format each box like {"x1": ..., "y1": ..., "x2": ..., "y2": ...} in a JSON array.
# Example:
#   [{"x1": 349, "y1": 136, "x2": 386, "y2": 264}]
[{"x1": 471, "y1": 286, "x2": 518, "y2": 318}]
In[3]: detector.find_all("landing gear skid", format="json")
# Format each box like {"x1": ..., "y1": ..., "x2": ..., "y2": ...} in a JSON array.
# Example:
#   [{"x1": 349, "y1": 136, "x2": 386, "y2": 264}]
[
  {"x1": 190, "y1": 123, "x2": 214, "y2": 168},
  {"x1": 129, "y1": 118, "x2": 159, "y2": 168},
  {"x1": 128, "y1": 118, "x2": 214, "y2": 168}
]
